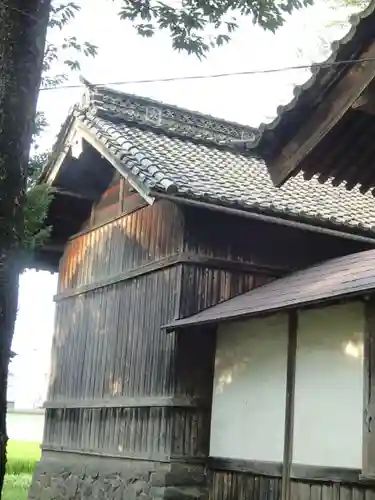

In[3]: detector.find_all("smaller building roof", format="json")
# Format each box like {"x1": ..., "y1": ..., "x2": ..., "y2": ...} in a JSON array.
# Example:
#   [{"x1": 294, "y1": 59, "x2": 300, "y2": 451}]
[{"x1": 164, "y1": 249, "x2": 375, "y2": 330}]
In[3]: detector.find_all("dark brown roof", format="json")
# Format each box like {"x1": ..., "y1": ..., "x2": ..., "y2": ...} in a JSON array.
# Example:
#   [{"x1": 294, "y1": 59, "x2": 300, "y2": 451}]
[
  {"x1": 247, "y1": 0, "x2": 375, "y2": 158},
  {"x1": 164, "y1": 249, "x2": 375, "y2": 330}
]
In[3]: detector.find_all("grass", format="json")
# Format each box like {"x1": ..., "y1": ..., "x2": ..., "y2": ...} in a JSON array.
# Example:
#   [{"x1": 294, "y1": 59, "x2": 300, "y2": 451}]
[
  {"x1": 6, "y1": 441, "x2": 40, "y2": 475},
  {"x1": 3, "y1": 474, "x2": 32, "y2": 500},
  {"x1": 2, "y1": 441, "x2": 41, "y2": 500}
]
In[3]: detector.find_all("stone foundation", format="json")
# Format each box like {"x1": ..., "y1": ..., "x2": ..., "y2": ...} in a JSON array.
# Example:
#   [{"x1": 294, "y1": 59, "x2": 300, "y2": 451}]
[{"x1": 29, "y1": 452, "x2": 208, "y2": 500}]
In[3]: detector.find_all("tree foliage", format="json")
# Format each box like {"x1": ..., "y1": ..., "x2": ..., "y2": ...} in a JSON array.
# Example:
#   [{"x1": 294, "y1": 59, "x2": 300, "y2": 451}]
[
  {"x1": 118, "y1": 0, "x2": 313, "y2": 58},
  {"x1": 23, "y1": 1, "x2": 97, "y2": 251}
]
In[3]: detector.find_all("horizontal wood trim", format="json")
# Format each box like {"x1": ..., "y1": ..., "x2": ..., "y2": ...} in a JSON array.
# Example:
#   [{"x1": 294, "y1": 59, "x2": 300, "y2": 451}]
[
  {"x1": 181, "y1": 254, "x2": 289, "y2": 277},
  {"x1": 291, "y1": 464, "x2": 361, "y2": 484},
  {"x1": 208, "y1": 457, "x2": 365, "y2": 484},
  {"x1": 122, "y1": 193, "x2": 148, "y2": 217},
  {"x1": 42, "y1": 446, "x2": 205, "y2": 464},
  {"x1": 44, "y1": 395, "x2": 206, "y2": 409},
  {"x1": 359, "y1": 473, "x2": 375, "y2": 482},
  {"x1": 209, "y1": 457, "x2": 282, "y2": 477},
  {"x1": 55, "y1": 253, "x2": 285, "y2": 301},
  {"x1": 42, "y1": 446, "x2": 171, "y2": 462},
  {"x1": 54, "y1": 254, "x2": 181, "y2": 301},
  {"x1": 68, "y1": 200, "x2": 149, "y2": 242}
]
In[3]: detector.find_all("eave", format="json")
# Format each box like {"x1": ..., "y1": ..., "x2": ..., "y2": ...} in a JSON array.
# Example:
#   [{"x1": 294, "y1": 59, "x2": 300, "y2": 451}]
[
  {"x1": 249, "y1": 0, "x2": 375, "y2": 191},
  {"x1": 164, "y1": 248, "x2": 375, "y2": 331}
]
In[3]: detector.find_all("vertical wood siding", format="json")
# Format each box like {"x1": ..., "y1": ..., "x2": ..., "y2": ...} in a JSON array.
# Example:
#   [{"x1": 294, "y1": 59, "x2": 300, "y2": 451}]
[
  {"x1": 210, "y1": 470, "x2": 281, "y2": 500},
  {"x1": 209, "y1": 471, "x2": 375, "y2": 500},
  {"x1": 58, "y1": 200, "x2": 183, "y2": 293},
  {"x1": 173, "y1": 208, "x2": 278, "y2": 464},
  {"x1": 45, "y1": 200, "x2": 185, "y2": 459},
  {"x1": 179, "y1": 266, "x2": 272, "y2": 318},
  {"x1": 44, "y1": 406, "x2": 210, "y2": 460},
  {"x1": 46, "y1": 200, "x2": 365, "y2": 465},
  {"x1": 289, "y1": 479, "x2": 375, "y2": 500},
  {"x1": 182, "y1": 207, "x2": 368, "y2": 272},
  {"x1": 49, "y1": 268, "x2": 180, "y2": 402}
]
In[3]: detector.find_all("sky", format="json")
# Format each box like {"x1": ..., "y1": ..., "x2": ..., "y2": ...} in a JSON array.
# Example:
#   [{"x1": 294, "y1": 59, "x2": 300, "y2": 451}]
[{"x1": 10, "y1": 0, "x2": 359, "y2": 408}]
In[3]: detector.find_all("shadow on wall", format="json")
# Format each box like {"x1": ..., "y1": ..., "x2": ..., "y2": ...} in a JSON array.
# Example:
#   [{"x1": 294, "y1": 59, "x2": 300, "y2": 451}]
[
  {"x1": 44, "y1": 201, "x2": 184, "y2": 457},
  {"x1": 44, "y1": 199, "x2": 262, "y2": 458},
  {"x1": 48, "y1": 201, "x2": 181, "y2": 404}
]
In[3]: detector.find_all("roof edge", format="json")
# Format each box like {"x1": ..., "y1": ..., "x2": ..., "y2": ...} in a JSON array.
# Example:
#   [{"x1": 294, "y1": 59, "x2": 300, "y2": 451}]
[
  {"x1": 152, "y1": 191, "x2": 375, "y2": 244},
  {"x1": 163, "y1": 288, "x2": 368, "y2": 332},
  {"x1": 247, "y1": 0, "x2": 375, "y2": 155},
  {"x1": 78, "y1": 82, "x2": 260, "y2": 150},
  {"x1": 163, "y1": 249, "x2": 375, "y2": 331}
]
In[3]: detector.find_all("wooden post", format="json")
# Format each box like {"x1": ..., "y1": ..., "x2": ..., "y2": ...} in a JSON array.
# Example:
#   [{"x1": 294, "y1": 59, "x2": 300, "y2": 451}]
[
  {"x1": 281, "y1": 310, "x2": 298, "y2": 500},
  {"x1": 362, "y1": 296, "x2": 375, "y2": 478}
]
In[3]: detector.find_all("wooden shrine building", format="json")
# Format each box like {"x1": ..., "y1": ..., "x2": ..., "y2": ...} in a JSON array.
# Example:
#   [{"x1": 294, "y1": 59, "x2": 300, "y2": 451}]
[{"x1": 29, "y1": 73, "x2": 375, "y2": 499}]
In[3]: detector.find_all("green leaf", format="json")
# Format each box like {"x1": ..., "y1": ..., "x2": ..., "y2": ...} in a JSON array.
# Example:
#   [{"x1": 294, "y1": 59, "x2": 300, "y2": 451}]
[
  {"x1": 118, "y1": 0, "x2": 311, "y2": 57},
  {"x1": 25, "y1": 0, "x2": 99, "y2": 251}
]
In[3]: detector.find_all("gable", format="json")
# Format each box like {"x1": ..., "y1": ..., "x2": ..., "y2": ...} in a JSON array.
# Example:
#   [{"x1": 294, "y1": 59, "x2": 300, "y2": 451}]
[{"x1": 37, "y1": 84, "x2": 375, "y2": 271}]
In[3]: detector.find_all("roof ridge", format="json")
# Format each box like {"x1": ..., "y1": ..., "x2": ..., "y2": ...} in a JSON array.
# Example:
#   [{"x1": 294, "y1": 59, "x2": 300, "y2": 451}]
[{"x1": 79, "y1": 83, "x2": 260, "y2": 148}]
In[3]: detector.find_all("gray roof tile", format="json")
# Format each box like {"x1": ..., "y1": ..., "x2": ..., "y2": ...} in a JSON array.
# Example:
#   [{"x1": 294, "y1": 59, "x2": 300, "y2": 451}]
[{"x1": 77, "y1": 105, "x2": 375, "y2": 235}]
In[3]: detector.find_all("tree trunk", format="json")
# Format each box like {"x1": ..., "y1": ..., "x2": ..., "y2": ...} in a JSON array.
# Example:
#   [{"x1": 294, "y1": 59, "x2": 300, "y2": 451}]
[{"x1": 0, "y1": 1, "x2": 51, "y2": 493}]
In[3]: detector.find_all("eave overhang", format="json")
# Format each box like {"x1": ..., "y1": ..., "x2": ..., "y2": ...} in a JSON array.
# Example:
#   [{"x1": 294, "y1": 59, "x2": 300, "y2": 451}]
[{"x1": 247, "y1": 0, "x2": 375, "y2": 191}]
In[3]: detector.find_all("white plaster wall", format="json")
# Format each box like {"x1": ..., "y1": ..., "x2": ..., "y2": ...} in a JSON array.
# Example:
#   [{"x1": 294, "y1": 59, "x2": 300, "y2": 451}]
[
  {"x1": 210, "y1": 314, "x2": 288, "y2": 462},
  {"x1": 293, "y1": 302, "x2": 364, "y2": 469},
  {"x1": 7, "y1": 410, "x2": 45, "y2": 443}
]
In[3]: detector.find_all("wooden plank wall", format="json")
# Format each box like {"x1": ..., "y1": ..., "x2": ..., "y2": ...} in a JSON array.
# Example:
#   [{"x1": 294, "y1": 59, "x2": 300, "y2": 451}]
[
  {"x1": 57, "y1": 200, "x2": 181, "y2": 295},
  {"x1": 182, "y1": 207, "x2": 368, "y2": 276},
  {"x1": 43, "y1": 197, "x2": 369, "y2": 466},
  {"x1": 44, "y1": 199, "x2": 186, "y2": 460},
  {"x1": 45, "y1": 197, "x2": 285, "y2": 463},
  {"x1": 210, "y1": 470, "x2": 375, "y2": 500}
]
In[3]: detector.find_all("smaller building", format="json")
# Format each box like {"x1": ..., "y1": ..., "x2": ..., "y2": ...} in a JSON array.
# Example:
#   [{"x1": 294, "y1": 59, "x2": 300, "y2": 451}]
[{"x1": 166, "y1": 249, "x2": 375, "y2": 499}]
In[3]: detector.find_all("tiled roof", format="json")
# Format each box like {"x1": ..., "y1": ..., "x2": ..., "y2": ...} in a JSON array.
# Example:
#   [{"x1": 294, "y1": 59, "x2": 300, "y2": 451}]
[
  {"x1": 49, "y1": 85, "x2": 375, "y2": 235},
  {"x1": 81, "y1": 112, "x2": 375, "y2": 232}
]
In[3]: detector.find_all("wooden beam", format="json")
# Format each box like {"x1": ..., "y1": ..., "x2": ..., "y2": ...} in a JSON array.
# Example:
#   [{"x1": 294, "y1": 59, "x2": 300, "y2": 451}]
[
  {"x1": 44, "y1": 395, "x2": 206, "y2": 409},
  {"x1": 362, "y1": 296, "x2": 375, "y2": 478},
  {"x1": 268, "y1": 39, "x2": 375, "y2": 187},
  {"x1": 54, "y1": 252, "x2": 285, "y2": 302},
  {"x1": 352, "y1": 80, "x2": 375, "y2": 116},
  {"x1": 180, "y1": 254, "x2": 289, "y2": 277},
  {"x1": 281, "y1": 311, "x2": 298, "y2": 500},
  {"x1": 208, "y1": 457, "x2": 282, "y2": 477},
  {"x1": 54, "y1": 254, "x2": 182, "y2": 301},
  {"x1": 76, "y1": 124, "x2": 155, "y2": 205},
  {"x1": 53, "y1": 188, "x2": 96, "y2": 201},
  {"x1": 208, "y1": 457, "x2": 362, "y2": 483},
  {"x1": 46, "y1": 119, "x2": 80, "y2": 185},
  {"x1": 42, "y1": 446, "x2": 205, "y2": 464},
  {"x1": 42, "y1": 446, "x2": 171, "y2": 463}
]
